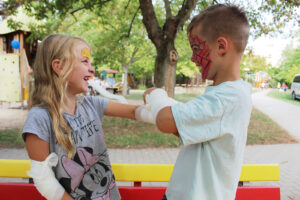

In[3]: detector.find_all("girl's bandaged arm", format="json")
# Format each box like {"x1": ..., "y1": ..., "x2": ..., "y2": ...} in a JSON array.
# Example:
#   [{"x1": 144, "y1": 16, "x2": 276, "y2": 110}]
[{"x1": 25, "y1": 133, "x2": 73, "y2": 200}]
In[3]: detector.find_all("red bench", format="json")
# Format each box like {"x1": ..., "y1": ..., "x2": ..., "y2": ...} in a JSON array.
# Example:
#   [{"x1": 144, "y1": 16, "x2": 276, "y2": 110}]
[{"x1": 0, "y1": 160, "x2": 280, "y2": 200}]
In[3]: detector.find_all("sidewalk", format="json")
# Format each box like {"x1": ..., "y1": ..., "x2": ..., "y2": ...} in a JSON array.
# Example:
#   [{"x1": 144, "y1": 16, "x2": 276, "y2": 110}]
[{"x1": 252, "y1": 89, "x2": 300, "y2": 141}]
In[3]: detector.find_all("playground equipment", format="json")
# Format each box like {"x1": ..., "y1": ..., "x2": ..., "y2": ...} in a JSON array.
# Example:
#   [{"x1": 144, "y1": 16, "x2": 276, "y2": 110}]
[
  {"x1": 88, "y1": 80, "x2": 128, "y2": 104},
  {"x1": 0, "y1": 7, "x2": 38, "y2": 106}
]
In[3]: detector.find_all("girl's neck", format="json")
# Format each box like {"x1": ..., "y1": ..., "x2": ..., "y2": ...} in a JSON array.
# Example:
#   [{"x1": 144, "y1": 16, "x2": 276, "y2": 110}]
[{"x1": 63, "y1": 95, "x2": 77, "y2": 115}]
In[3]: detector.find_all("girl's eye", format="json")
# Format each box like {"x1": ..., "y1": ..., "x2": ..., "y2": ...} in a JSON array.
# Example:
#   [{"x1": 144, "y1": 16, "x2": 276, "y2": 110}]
[{"x1": 82, "y1": 59, "x2": 89, "y2": 63}]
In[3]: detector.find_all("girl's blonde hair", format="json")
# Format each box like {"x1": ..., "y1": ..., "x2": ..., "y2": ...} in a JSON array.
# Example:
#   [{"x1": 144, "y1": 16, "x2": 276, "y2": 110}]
[{"x1": 30, "y1": 34, "x2": 87, "y2": 158}]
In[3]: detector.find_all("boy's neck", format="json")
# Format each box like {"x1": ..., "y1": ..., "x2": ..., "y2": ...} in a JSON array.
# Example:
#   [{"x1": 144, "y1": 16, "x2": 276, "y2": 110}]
[{"x1": 212, "y1": 56, "x2": 241, "y2": 86}]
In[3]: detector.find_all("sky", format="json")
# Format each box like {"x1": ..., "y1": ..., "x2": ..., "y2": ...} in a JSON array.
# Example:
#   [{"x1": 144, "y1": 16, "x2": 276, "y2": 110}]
[
  {"x1": 249, "y1": 36, "x2": 299, "y2": 67},
  {"x1": 248, "y1": 5, "x2": 300, "y2": 68}
]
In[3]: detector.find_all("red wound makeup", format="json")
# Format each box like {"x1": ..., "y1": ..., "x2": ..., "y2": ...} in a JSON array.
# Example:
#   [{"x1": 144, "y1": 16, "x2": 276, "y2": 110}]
[{"x1": 189, "y1": 35, "x2": 212, "y2": 80}]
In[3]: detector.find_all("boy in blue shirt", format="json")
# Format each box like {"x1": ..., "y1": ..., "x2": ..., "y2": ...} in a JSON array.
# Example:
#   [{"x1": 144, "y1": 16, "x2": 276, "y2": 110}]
[{"x1": 136, "y1": 3, "x2": 252, "y2": 200}]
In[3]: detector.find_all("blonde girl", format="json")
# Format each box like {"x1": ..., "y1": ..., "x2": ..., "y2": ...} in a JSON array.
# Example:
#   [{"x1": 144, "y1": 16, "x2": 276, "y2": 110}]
[{"x1": 23, "y1": 34, "x2": 138, "y2": 200}]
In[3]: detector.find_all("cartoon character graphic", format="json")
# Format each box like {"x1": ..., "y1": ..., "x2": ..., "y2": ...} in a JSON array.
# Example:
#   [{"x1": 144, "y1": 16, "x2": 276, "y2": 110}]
[{"x1": 60, "y1": 147, "x2": 116, "y2": 200}]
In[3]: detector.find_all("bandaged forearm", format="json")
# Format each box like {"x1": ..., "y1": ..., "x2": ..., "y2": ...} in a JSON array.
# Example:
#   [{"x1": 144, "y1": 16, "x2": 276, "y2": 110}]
[
  {"x1": 146, "y1": 88, "x2": 178, "y2": 120},
  {"x1": 27, "y1": 153, "x2": 65, "y2": 200},
  {"x1": 135, "y1": 105, "x2": 156, "y2": 124}
]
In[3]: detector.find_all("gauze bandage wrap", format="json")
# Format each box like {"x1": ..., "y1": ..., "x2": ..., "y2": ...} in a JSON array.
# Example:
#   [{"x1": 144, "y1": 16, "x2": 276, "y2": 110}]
[
  {"x1": 147, "y1": 89, "x2": 178, "y2": 120},
  {"x1": 27, "y1": 153, "x2": 65, "y2": 200},
  {"x1": 135, "y1": 105, "x2": 156, "y2": 124},
  {"x1": 135, "y1": 88, "x2": 178, "y2": 124}
]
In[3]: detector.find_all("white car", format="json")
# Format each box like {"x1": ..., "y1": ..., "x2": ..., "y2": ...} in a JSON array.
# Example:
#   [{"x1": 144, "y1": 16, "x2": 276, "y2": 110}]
[{"x1": 291, "y1": 73, "x2": 300, "y2": 100}]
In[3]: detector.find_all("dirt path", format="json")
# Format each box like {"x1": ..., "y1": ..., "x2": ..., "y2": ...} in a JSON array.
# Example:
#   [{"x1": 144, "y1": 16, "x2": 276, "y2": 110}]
[{"x1": 0, "y1": 103, "x2": 28, "y2": 130}]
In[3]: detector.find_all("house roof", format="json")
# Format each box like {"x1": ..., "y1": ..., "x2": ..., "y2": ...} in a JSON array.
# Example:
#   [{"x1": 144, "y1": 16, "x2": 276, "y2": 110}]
[
  {"x1": 0, "y1": 7, "x2": 40, "y2": 35},
  {"x1": 100, "y1": 69, "x2": 119, "y2": 74}
]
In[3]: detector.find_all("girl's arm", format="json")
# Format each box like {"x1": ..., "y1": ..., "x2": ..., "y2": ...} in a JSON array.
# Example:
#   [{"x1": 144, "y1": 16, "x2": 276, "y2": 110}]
[
  {"x1": 104, "y1": 101, "x2": 139, "y2": 119},
  {"x1": 25, "y1": 134, "x2": 73, "y2": 200}
]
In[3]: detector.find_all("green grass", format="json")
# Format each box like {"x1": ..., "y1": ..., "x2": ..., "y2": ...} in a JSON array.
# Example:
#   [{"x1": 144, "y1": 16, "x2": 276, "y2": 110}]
[
  {"x1": 0, "y1": 90, "x2": 297, "y2": 149},
  {"x1": 267, "y1": 90, "x2": 300, "y2": 106},
  {"x1": 126, "y1": 92, "x2": 200, "y2": 102},
  {"x1": 247, "y1": 108, "x2": 296, "y2": 145},
  {"x1": 0, "y1": 128, "x2": 24, "y2": 148},
  {"x1": 102, "y1": 117, "x2": 180, "y2": 148},
  {"x1": 126, "y1": 92, "x2": 143, "y2": 100}
]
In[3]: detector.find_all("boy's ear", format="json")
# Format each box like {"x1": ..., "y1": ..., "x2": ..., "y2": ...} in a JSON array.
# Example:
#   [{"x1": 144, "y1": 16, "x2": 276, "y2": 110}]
[
  {"x1": 217, "y1": 37, "x2": 228, "y2": 56},
  {"x1": 51, "y1": 59, "x2": 62, "y2": 75}
]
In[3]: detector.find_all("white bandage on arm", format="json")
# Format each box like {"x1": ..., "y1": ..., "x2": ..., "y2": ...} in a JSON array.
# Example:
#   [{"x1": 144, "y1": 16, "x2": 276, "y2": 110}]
[
  {"x1": 135, "y1": 105, "x2": 156, "y2": 124},
  {"x1": 147, "y1": 88, "x2": 178, "y2": 120},
  {"x1": 27, "y1": 153, "x2": 65, "y2": 200}
]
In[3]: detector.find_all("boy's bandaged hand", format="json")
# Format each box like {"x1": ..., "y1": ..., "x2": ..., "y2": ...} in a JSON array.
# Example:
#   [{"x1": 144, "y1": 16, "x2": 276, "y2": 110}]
[
  {"x1": 136, "y1": 88, "x2": 179, "y2": 124},
  {"x1": 146, "y1": 88, "x2": 179, "y2": 120}
]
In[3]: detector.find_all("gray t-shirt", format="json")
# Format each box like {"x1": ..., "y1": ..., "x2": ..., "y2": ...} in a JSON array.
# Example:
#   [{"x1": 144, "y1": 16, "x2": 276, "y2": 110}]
[{"x1": 22, "y1": 96, "x2": 121, "y2": 200}]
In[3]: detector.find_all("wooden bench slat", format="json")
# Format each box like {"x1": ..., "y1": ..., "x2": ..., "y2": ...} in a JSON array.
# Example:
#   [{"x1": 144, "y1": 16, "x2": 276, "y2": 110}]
[
  {"x1": 239, "y1": 164, "x2": 280, "y2": 181},
  {"x1": 112, "y1": 163, "x2": 174, "y2": 182},
  {"x1": 235, "y1": 186, "x2": 281, "y2": 200},
  {"x1": 0, "y1": 159, "x2": 279, "y2": 181},
  {"x1": 0, "y1": 159, "x2": 30, "y2": 178},
  {"x1": 0, "y1": 183, "x2": 46, "y2": 200},
  {"x1": 0, "y1": 183, "x2": 280, "y2": 200},
  {"x1": 112, "y1": 163, "x2": 280, "y2": 182}
]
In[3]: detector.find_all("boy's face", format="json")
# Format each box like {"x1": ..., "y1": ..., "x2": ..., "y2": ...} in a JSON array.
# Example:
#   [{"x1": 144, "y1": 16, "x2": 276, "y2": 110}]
[{"x1": 188, "y1": 34, "x2": 212, "y2": 80}]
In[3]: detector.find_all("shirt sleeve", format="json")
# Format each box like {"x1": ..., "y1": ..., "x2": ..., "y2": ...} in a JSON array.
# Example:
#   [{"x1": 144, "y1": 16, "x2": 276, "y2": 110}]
[
  {"x1": 22, "y1": 107, "x2": 51, "y2": 143},
  {"x1": 85, "y1": 96, "x2": 109, "y2": 121},
  {"x1": 171, "y1": 92, "x2": 225, "y2": 146}
]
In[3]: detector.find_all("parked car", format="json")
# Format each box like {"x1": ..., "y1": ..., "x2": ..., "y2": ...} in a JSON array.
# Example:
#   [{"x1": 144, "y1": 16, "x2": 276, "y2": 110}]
[{"x1": 291, "y1": 73, "x2": 300, "y2": 100}]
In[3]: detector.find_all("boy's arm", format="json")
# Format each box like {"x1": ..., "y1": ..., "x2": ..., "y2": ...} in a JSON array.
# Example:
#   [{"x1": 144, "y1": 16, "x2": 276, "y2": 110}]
[
  {"x1": 105, "y1": 101, "x2": 139, "y2": 120},
  {"x1": 138, "y1": 88, "x2": 179, "y2": 136},
  {"x1": 156, "y1": 106, "x2": 179, "y2": 137}
]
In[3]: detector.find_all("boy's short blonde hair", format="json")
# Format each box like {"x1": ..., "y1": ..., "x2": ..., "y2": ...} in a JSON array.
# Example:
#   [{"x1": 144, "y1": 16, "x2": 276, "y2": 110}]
[{"x1": 187, "y1": 4, "x2": 249, "y2": 53}]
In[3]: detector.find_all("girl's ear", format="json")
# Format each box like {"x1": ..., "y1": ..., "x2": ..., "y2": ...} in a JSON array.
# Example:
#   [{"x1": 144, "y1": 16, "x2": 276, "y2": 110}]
[
  {"x1": 51, "y1": 59, "x2": 62, "y2": 75},
  {"x1": 217, "y1": 37, "x2": 228, "y2": 56}
]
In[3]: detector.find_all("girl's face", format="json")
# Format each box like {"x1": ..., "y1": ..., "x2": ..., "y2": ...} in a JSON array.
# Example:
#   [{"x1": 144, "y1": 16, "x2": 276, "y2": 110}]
[{"x1": 67, "y1": 42, "x2": 95, "y2": 95}]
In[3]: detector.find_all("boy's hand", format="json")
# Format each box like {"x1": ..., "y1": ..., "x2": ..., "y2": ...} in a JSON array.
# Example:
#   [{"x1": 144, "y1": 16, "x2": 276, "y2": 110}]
[{"x1": 143, "y1": 87, "x2": 157, "y2": 104}]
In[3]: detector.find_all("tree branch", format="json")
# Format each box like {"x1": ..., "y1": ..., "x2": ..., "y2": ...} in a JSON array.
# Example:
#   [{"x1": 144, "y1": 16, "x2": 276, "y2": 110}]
[
  {"x1": 163, "y1": 0, "x2": 172, "y2": 19},
  {"x1": 139, "y1": 0, "x2": 163, "y2": 49},
  {"x1": 284, "y1": 0, "x2": 300, "y2": 6},
  {"x1": 162, "y1": 0, "x2": 196, "y2": 40},
  {"x1": 70, "y1": 7, "x2": 85, "y2": 16},
  {"x1": 132, "y1": 46, "x2": 152, "y2": 63},
  {"x1": 174, "y1": 0, "x2": 197, "y2": 31},
  {"x1": 125, "y1": 6, "x2": 140, "y2": 38},
  {"x1": 128, "y1": 47, "x2": 139, "y2": 65},
  {"x1": 124, "y1": 0, "x2": 131, "y2": 11}
]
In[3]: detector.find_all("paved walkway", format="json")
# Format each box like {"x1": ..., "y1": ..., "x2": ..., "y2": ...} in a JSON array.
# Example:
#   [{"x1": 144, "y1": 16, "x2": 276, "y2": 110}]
[
  {"x1": 252, "y1": 89, "x2": 300, "y2": 141},
  {"x1": 1, "y1": 89, "x2": 300, "y2": 199}
]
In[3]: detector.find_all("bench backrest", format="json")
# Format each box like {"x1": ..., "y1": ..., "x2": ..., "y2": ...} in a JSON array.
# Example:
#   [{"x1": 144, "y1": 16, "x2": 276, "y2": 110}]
[
  {"x1": 0, "y1": 159, "x2": 280, "y2": 200},
  {"x1": 0, "y1": 159, "x2": 279, "y2": 182}
]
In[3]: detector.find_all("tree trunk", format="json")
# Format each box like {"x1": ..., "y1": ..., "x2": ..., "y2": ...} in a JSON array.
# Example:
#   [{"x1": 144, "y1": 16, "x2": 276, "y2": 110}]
[
  {"x1": 139, "y1": 0, "x2": 196, "y2": 97},
  {"x1": 155, "y1": 41, "x2": 178, "y2": 97},
  {"x1": 122, "y1": 65, "x2": 129, "y2": 96}
]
